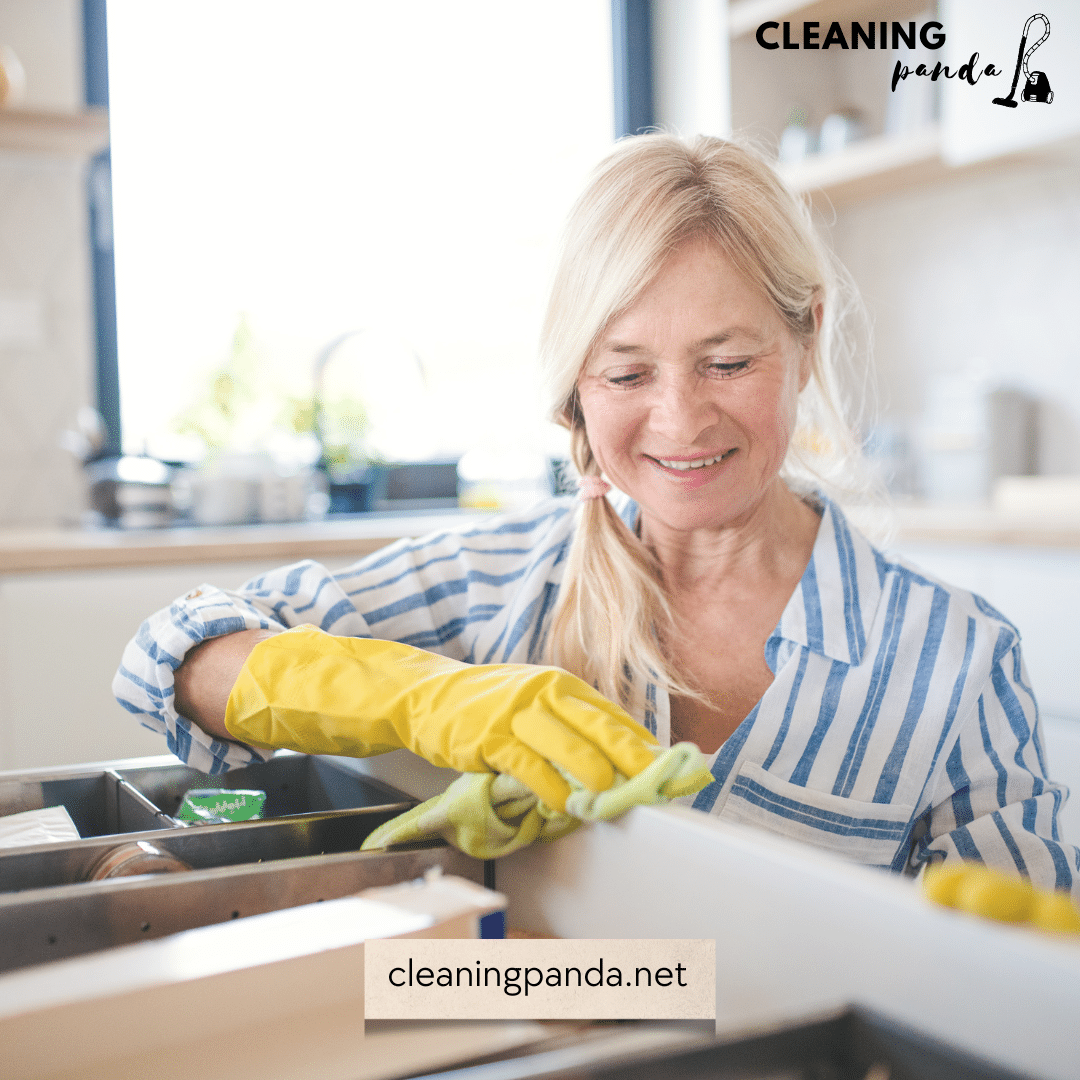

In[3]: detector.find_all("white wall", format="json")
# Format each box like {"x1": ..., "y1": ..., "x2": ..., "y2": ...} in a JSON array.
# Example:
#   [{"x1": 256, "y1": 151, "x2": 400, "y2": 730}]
[
  {"x1": 652, "y1": 0, "x2": 730, "y2": 137},
  {"x1": 834, "y1": 150, "x2": 1080, "y2": 473}
]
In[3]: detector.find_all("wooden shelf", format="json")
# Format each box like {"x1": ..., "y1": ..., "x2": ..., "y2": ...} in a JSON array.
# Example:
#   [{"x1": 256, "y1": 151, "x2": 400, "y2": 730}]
[
  {"x1": 0, "y1": 106, "x2": 109, "y2": 157},
  {"x1": 776, "y1": 127, "x2": 1078, "y2": 207},
  {"x1": 729, "y1": 0, "x2": 932, "y2": 39},
  {"x1": 779, "y1": 125, "x2": 944, "y2": 204}
]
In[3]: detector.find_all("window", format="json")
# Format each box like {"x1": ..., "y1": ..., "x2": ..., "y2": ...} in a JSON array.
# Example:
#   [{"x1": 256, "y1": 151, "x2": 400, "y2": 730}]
[{"x1": 106, "y1": 1, "x2": 614, "y2": 469}]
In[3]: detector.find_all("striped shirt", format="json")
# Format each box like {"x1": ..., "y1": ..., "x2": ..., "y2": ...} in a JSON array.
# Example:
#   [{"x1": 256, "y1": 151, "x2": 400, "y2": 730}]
[{"x1": 114, "y1": 495, "x2": 1078, "y2": 896}]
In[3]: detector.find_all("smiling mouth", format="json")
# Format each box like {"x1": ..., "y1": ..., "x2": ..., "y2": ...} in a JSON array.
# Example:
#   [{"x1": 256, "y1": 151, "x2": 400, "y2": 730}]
[{"x1": 648, "y1": 448, "x2": 738, "y2": 471}]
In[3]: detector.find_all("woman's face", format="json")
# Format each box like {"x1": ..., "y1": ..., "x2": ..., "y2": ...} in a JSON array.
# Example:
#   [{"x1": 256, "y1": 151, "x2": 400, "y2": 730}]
[{"x1": 576, "y1": 238, "x2": 812, "y2": 534}]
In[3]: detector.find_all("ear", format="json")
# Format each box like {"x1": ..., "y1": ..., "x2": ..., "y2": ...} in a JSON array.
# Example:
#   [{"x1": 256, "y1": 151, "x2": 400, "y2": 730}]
[{"x1": 798, "y1": 298, "x2": 824, "y2": 391}]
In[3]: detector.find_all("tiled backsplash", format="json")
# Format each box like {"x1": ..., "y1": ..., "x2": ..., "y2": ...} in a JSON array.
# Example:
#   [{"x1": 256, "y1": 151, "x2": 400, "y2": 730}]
[{"x1": 0, "y1": 151, "x2": 93, "y2": 526}]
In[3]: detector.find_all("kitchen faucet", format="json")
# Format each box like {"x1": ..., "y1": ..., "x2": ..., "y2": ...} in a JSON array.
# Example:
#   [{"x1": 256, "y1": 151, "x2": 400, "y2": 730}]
[{"x1": 310, "y1": 329, "x2": 428, "y2": 477}]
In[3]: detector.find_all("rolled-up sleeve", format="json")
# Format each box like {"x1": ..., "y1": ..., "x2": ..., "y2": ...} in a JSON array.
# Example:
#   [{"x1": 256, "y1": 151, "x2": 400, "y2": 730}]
[
  {"x1": 113, "y1": 504, "x2": 575, "y2": 773},
  {"x1": 917, "y1": 636, "x2": 1079, "y2": 900},
  {"x1": 113, "y1": 559, "x2": 374, "y2": 773}
]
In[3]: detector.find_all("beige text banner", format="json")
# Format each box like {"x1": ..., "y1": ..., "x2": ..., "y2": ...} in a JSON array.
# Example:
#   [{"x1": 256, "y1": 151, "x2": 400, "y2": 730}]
[{"x1": 365, "y1": 938, "x2": 715, "y2": 1020}]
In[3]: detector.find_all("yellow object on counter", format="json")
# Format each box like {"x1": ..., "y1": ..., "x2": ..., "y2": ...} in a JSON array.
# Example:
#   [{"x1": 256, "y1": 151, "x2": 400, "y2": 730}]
[
  {"x1": 923, "y1": 862, "x2": 1080, "y2": 934},
  {"x1": 360, "y1": 742, "x2": 713, "y2": 859},
  {"x1": 225, "y1": 625, "x2": 662, "y2": 812}
]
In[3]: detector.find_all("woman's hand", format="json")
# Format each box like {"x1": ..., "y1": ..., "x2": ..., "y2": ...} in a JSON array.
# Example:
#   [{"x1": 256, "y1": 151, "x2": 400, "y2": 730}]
[{"x1": 224, "y1": 625, "x2": 660, "y2": 811}]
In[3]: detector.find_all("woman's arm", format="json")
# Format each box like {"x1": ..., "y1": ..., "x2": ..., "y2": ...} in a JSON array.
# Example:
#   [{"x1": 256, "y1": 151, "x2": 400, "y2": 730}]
[
  {"x1": 114, "y1": 557, "x2": 371, "y2": 772},
  {"x1": 173, "y1": 628, "x2": 280, "y2": 740},
  {"x1": 115, "y1": 506, "x2": 577, "y2": 772},
  {"x1": 221, "y1": 625, "x2": 660, "y2": 810}
]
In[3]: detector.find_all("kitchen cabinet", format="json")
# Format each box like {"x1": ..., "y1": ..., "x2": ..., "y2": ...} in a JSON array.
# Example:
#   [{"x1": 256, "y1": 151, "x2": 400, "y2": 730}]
[
  {"x1": 0, "y1": 560, "x2": 279, "y2": 770},
  {"x1": 0, "y1": 513, "x2": 480, "y2": 771},
  {"x1": 2, "y1": 514, "x2": 1080, "y2": 1078},
  {"x1": 500, "y1": 807, "x2": 1080, "y2": 1078}
]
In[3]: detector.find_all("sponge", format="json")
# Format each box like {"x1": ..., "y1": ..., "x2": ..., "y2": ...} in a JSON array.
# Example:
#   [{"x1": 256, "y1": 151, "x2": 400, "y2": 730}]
[{"x1": 923, "y1": 862, "x2": 1080, "y2": 934}]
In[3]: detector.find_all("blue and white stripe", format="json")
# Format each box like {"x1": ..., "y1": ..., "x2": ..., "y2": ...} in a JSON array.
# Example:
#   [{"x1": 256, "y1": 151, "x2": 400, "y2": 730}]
[{"x1": 114, "y1": 495, "x2": 1078, "y2": 896}]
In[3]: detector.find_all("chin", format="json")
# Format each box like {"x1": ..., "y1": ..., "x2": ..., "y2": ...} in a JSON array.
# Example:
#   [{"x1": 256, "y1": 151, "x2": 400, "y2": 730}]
[{"x1": 640, "y1": 491, "x2": 748, "y2": 533}]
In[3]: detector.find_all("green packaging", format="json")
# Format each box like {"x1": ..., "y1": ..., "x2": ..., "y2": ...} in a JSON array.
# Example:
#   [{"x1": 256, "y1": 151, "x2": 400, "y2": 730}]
[{"x1": 176, "y1": 788, "x2": 267, "y2": 824}]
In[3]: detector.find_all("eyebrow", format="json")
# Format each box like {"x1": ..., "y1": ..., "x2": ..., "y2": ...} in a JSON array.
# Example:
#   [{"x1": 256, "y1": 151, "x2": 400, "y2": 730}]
[{"x1": 602, "y1": 329, "x2": 768, "y2": 354}]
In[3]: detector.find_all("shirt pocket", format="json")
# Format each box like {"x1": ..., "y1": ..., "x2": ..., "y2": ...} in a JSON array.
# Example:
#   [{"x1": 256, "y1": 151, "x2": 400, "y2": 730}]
[{"x1": 719, "y1": 761, "x2": 916, "y2": 870}]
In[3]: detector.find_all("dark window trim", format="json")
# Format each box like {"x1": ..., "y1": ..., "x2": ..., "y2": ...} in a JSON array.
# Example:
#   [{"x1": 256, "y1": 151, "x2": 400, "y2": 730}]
[
  {"x1": 84, "y1": 0, "x2": 121, "y2": 458},
  {"x1": 611, "y1": 0, "x2": 654, "y2": 138}
]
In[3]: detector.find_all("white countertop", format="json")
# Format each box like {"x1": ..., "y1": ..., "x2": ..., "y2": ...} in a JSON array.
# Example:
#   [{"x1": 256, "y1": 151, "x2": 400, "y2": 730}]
[{"x1": 0, "y1": 511, "x2": 490, "y2": 573}]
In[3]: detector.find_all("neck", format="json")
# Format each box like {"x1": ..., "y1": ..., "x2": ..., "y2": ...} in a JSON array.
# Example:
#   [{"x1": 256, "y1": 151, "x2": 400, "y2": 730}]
[{"x1": 639, "y1": 479, "x2": 820, "y2": 593}]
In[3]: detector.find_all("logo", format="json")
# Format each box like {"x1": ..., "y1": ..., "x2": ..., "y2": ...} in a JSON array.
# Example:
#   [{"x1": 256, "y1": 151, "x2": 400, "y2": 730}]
[
  {"x1": 993, "y1": 14, "x2": 1053, "y2": 107},
  {"x1": 755, "y1": 15, "x2": 1056, "y2": 110}
]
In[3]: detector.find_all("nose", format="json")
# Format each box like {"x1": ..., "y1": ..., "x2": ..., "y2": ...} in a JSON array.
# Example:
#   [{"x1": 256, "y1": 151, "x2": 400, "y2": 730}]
[{"x1": 647, "y1": 368, "x2": 721, "y2": 446}]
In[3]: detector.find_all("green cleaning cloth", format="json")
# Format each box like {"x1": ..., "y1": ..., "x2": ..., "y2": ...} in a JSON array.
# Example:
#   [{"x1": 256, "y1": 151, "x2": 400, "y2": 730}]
[{"x1": 360, "y1": 742, "x2": 713, "y2": 859}]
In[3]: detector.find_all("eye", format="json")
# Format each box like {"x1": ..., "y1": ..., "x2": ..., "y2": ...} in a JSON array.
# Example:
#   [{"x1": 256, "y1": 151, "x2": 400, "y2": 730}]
[
  {"x1": 598, "y1": 364, "x2": 651, "y2": 388},
  {"x1": 705, "y1": 358, "x2": 751, "y2": 378}
]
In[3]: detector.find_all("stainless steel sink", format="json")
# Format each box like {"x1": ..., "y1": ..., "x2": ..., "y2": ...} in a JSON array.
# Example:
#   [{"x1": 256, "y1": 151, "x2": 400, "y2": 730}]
[
  {"x1": 0, "y1": 844, "x2": 481, "y2": 973},
  {"x1": 0, "y1": 752, "x2": 411, "y2": 845},
  {"x1": 0, "y1": 753, "x2": 484, "y2": 975},
  {"x1": 117, "y1": 752, "x2": 410, "y2": 822},
  {"x1": 0, "y1": 767, "x2": 172, "y2": 838},
  {"x1": 0, "y1": 803, "x2": 415, "y2": 892}
]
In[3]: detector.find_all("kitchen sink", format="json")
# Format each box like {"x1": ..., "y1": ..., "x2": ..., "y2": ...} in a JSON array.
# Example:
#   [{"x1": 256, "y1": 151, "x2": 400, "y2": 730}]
[
  {"x1": 0, "y1": 753, "x2": 484, "y2": 975},
  {"x1": 0, "y1": 843, "x2": 480, "y2": 973},
  {"x1": 117, "y1": 751, "x2": 407, "y2": 821},
  {"x1": 0, "y1": 752, "x2": 413, "y2": 851},
  {"x1": 0, "y1": 801, "x2": 415, "y2": 893},
  {"x1": 0, "y1": 768, "x2": 170, "y2": 839}
]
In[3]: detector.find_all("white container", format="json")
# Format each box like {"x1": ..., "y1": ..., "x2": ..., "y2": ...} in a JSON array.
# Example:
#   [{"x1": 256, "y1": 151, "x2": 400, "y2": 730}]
[
  {"x1": 186, "y1": 454, "x2": 266, "y2": 526},
  {"x1": 258, "y1": 468, "x2": 315, "y2": 523},
  {"x1": 183, "y1": 454, "x2": 322, "y2": 526},
  {"x1": 190, "y1": 474, "x2": 260, "y2": 526},
  {"x1": 916, "y1": 372, "x2": 1036, "y2": 503}
]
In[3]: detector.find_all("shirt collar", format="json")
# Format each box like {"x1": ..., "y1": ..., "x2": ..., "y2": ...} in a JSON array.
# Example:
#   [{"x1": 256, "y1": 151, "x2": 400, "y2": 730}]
[
  {"x1": 617, "y1": 492, "x2": 883, "y2": 667},
  {"x1": 769, "y1": 496, "x2": 885, "y2": 667}
]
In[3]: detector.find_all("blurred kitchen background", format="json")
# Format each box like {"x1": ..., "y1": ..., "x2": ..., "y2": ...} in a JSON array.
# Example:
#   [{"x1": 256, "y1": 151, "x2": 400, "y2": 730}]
[{"x1": 0, "y1": 0, "x2": 1078, "y2": 818}]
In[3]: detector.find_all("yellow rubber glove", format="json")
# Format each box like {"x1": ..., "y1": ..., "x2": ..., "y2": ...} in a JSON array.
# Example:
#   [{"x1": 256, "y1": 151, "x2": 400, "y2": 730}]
[
  {"x1": 360, "y1": 742, "x2": 713, "y2": 859},
  {"x1": 224, "y1": 625, "x2": 661, "y2": 812},
  {"x1": 923, "y1": 862, "x2": 1080, "y2": 934}
]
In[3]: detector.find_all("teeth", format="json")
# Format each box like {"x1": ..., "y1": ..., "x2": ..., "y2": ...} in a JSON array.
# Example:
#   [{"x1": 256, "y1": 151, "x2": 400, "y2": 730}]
[{"x1": 657, "y1": 454, "x2": 725, "y2": 471}]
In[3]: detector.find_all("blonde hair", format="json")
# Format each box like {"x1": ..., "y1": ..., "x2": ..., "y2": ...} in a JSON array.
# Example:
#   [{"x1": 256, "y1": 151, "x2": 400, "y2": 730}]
[{"x1": 540, "y1": 133, "x2": 874, "y2": 707}]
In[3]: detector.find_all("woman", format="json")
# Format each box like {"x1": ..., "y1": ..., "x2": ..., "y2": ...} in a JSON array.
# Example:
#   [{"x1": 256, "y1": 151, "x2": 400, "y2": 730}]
[{"x1": 116, "y1": 134, "x2": 1077, "y2": 894}]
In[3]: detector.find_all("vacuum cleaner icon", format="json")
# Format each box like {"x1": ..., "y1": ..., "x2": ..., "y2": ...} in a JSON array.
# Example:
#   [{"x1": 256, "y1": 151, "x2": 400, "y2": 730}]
[{"x1": 994, "y1": 13, "x2": 1053, "y2": 107}]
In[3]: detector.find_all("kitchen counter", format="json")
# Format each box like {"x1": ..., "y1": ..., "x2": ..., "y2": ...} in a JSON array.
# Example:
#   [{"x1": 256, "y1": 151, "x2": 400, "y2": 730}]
[
  {"x1": 2, "y1": 502, "x2": 1080, "y2": 575},
  {"x1": 889, "y1": 502, "x2": 1080, "y2": 549},
  {"x1": 0, "y1": 511, "x2": 490, "y2": 573}
]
